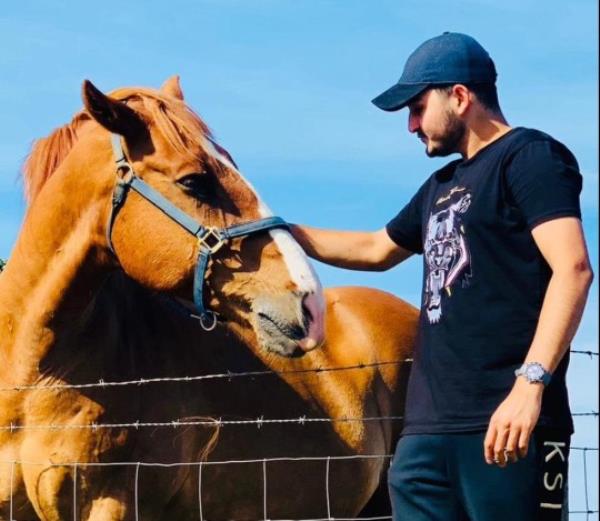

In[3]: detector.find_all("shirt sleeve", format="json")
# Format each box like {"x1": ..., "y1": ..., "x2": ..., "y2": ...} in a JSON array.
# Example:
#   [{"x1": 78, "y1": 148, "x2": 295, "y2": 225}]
[
  {"x1": 385, "y1": 182, "x2": 427, "y2": 254},
  {"x1": 504, "y1": 139, "x2": 582, "y2": 228}
]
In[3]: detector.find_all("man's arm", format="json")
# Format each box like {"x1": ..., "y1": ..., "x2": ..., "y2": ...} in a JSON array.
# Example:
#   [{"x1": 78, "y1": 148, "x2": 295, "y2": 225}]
[
  {"x1": 289, "y1": 225, "x2": 413, "y2": 271},
  {"x1": 483, "y1": 216, "x2": 594, "y2": 467}
]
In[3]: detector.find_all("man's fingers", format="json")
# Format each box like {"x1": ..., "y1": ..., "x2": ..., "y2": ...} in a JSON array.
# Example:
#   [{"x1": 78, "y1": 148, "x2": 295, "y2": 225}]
[
  {"x1": 518, "y1": 427, "x2": 532, "y2": 458},
  {"x1": 493, "y1": 426, "x2": 510, "y2": 467},
  {"x1": 505, "y1": 428, "x2": 520, "y2": 464},
  {"x1": 484, "y1": 425, "x2": 497, "y2": 464}
]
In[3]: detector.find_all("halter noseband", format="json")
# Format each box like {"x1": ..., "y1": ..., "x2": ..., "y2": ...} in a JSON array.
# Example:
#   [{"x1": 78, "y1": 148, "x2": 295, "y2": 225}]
[{"x1": 107, "y1": 134, "x2": 289, "y2": 331}]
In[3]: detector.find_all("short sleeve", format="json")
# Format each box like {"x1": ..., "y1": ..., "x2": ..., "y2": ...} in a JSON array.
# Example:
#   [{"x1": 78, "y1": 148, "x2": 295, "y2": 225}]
[
  {"x1": 505, "y1": 139, "x2": 582, "y2": 228},
  {"x1": 385, "y1": 183, "x2": 427, "y2": 254}
]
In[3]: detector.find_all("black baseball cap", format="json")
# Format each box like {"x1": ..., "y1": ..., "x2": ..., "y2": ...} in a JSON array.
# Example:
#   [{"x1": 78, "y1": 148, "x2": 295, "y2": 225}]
[{"x1": 372, "y1": 32, "x2": 497, "y2": 112}]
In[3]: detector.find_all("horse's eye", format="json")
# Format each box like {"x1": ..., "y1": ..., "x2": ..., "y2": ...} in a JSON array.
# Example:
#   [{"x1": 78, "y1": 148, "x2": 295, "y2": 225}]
[{"x1": 177, "y1": 173, "x2": 214, "y2": 200}]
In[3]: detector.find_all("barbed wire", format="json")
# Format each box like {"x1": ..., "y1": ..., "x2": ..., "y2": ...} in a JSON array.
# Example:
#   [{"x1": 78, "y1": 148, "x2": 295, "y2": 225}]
[
  {"x1": 0, "y1": 360, "x2": 411, "y2": 392},
  {"x1": 0, "y1": 415, "x2": 406, "y2": 432},
  {"x1": 0, "y1": 412, "x2": 595, "y2": 433},
  {"x1": 570, "y1": 350, "x2": 599, "y2": 357},
  {"x1": 1, "y1": 349, "x2": 596, "y2": 393}
]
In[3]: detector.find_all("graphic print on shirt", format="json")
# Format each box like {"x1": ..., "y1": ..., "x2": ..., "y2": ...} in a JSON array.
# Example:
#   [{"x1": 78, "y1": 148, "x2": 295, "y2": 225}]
[{"x1": 424, "y1": 187, "x2": 472, "y2": 324}]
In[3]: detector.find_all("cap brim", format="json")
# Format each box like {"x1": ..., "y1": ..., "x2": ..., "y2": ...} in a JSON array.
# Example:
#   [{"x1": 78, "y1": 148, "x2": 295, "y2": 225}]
[{"x1": 371, "y1": 83, "x2": 430, "y2": 112}]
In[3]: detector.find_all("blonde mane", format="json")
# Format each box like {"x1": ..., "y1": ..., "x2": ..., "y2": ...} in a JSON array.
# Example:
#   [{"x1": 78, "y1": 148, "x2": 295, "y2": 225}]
[{"x1": 22, "y1": 86, "x2": 214, "y2": 203}]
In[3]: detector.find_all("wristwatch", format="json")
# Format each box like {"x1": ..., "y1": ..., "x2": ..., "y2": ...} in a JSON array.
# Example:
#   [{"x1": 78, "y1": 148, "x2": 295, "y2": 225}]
[{"x1": 514, "y1": 362, "x2": 552, "y2": 386}]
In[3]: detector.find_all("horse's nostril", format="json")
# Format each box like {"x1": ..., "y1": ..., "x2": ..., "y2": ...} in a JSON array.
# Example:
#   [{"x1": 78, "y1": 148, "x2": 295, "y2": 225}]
[
  {"x1": 258, "y1": 311, "x2": 305, "y2": 341},
  {"x1": 297, "y1": 292, "x2": 325, "y2": 352},
  {"x1": 301, "y1": 292, "x2": 323, "y2": 325},
  {"x1": 301, "y1": 300, "x2": 313, "y2": 326}
]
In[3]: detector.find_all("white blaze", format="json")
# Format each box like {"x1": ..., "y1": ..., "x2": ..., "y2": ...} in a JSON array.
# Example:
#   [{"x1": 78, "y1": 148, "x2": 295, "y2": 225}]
[{"x1": 202, "y1": 137, "x2": 324, "y2": 300}]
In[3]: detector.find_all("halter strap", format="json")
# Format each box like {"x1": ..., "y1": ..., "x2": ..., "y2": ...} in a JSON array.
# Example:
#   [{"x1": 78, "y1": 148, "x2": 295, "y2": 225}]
[{"x1": 106, "y1": 134, "x2": 289, "y2": 330}]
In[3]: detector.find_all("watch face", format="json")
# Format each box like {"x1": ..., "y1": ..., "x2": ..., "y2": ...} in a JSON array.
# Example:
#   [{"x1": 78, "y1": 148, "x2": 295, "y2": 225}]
[{"x1": 526, "y1": 364, "x2": 544, "y2": 380}]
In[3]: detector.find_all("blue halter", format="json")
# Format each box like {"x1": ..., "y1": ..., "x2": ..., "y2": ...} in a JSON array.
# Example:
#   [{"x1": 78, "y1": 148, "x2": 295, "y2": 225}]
[{"x1": 107, "y1": 134, "x2": 289, "y2": 331}]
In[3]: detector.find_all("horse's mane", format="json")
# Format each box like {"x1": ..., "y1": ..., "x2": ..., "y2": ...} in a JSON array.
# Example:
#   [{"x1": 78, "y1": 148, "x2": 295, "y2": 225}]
[{"x1": 22, "y1": 87, "x2": 213, "y2": 203}]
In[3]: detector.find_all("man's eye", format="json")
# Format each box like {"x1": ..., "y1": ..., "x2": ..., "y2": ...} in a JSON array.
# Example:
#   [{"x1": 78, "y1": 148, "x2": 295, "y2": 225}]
[{"x1": 177, "y1": 173, "x2": 215, "y2": 200}]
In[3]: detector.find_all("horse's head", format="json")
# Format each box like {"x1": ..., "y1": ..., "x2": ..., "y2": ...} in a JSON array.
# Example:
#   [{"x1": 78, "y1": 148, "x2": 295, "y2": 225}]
[{"x1": 28, "y1": 77, "x2": 325, "y2": 356}]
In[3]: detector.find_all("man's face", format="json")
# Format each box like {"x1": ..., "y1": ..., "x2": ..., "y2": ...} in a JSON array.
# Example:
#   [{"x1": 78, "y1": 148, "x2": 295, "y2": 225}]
[{"x1": 407, "y1": 88, "x2": 466, "y2": 157}]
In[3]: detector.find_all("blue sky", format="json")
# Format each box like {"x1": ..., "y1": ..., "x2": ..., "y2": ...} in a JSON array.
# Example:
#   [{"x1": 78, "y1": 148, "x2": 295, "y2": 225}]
[{"x1": 0, "y1": 0, "x2": 597, "y2": 515}]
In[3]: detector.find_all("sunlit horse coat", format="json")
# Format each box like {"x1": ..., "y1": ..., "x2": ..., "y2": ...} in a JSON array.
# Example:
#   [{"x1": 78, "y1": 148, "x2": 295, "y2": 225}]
[{"x1": 0, "y1": 77, "x2": 417, "y2": 520}]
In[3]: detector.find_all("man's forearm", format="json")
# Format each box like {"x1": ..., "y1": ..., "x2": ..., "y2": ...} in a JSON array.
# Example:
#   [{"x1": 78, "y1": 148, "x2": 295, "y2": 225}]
[
  {"x1": 524, "y1": 265, "x2": 593, "y2": 372},
  {"x1": 289, "y1": 224, "x2": 383, "y2": 270},
  {"x1": 289, "y1": 224, "x2": 410, "y2": 271}
]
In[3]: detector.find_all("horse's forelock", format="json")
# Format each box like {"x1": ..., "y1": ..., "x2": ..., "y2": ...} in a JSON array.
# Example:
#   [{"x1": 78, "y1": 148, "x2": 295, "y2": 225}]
[
  {"x1": 111, "y1": 87, "x2": 215, "y2": 160},
  {"x1": 21, "y1": 86, "x2": 217, "y2": 205}
]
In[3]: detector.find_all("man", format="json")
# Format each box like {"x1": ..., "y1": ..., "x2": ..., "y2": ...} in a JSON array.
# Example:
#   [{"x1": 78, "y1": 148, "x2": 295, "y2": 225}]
[{"x1": 290, "y1": 33, "x2": 593, "y2": 520}]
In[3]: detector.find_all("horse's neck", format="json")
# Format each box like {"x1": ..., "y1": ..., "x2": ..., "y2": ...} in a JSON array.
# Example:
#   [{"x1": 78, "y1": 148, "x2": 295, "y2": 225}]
[
  {"x1": 226, "y1": 325, "x2": 369, "y2": 449},
  {"x1": 0, "y1": 176, "x2": 108, "y2": 384}
]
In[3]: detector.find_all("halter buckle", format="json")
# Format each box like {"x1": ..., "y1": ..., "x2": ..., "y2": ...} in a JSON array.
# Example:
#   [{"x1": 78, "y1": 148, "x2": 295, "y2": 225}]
[
  {"x1": 198, "y1": 227, "x2": 226, "y2": 254},
  {"x1": 116, "y1": 162, "x2": 135, "y2": 184}
]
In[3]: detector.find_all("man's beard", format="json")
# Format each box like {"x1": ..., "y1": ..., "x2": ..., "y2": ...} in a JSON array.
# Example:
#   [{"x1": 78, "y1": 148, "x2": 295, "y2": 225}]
[{"x1": 424, "y1": 110, "x2": 466, "y2": 157}]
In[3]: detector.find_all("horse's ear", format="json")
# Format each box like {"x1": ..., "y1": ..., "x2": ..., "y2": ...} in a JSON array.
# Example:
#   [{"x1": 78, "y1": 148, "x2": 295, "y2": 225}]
[
  {"x1": 82, "y1": 80, "x2": 146, "y2": 139},
  {"x1": 160, "y1": 75, "x2": 184, "y2": 100}
]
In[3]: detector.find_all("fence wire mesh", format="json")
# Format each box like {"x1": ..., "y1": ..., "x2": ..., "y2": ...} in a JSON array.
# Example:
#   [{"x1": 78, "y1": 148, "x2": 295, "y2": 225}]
[{"x1": 1, "y1": 350, "x2": 597, "y2": 519}]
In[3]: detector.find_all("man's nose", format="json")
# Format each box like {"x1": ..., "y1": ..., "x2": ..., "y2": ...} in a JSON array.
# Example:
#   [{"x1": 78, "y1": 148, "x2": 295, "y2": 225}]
[{"x1": 408, "y1": 113, "x2": 420, "y2": 133}]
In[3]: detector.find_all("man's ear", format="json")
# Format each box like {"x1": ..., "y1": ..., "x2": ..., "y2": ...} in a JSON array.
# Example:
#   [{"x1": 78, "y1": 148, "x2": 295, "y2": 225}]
[
  {"x1": 82, "y1": 80, "x2": 147, "y2": 141},
  {"x1": 451, "y1": 84, "x2": 472, "y2": 115}
]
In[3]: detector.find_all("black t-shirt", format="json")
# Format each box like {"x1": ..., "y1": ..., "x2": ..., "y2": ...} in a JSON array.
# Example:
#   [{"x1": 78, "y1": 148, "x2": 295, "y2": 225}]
[{"x1": 386, "y1": 127, "x2": 582, "y2": 435}]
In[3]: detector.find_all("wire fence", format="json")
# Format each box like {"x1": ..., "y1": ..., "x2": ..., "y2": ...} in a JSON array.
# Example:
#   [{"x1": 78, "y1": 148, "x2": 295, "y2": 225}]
[
  {"x1": 0, "y1": 360, "x2": 409, "y2": 393},
  {"x1": 3, "y1": 450, "x2": 598, "y2": 520},
  {"x1": 0, "y1": 413, "x2": 597, "y2": 433},
  {"x1": 0, "y1": 352, "x2": 595, "y2": 394},
  {"x1": 1, "y1": 351, "x2": 597, "y2": 519},
  {"x1": 0, "y1": 415, "x2": 407, "y2": 432}
]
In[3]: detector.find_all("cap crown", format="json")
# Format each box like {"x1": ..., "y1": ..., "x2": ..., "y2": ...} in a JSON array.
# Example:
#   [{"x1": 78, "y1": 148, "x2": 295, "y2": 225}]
[{"x1": 400, "y1": 32, "x2": 497, "y2": 85}]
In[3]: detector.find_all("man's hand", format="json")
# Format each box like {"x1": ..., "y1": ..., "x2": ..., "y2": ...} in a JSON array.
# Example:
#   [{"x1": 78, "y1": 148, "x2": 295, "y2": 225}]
[{"x1": 483, "y1": 377, "x2": 543, "y2": 467}]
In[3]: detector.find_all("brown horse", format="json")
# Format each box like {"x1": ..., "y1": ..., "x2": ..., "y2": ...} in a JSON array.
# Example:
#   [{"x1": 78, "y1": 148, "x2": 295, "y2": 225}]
[{"x1": 0, "y1": 77, "x2": 417, "y2": 520}]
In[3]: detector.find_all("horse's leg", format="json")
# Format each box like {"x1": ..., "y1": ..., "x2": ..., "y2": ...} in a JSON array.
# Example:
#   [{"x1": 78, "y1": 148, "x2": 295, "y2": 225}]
[
  {"x1": 0, "y1": 446, "x2": 19, "y2": 519},
  {"x1": 0, "y1": 458, "x2": 28, "y2": 521},
  {"x1": 83, "y1": 494, "x2": 127, "y2": 521},
  {"x1": 0, "y1": 394, "x2": 36, "y2": 520},
  {"x1": 20, "y1": 461, "x2": 72, "y2": 521},
  {"x1": 16, "y1": 387, "x2": 132, "y2": 521},
  {"x1": 21, "y1": 459, "x2": 131, "y2": 521},
  {"x1": 80, "y1": 466, "x2": 137, "y2": 521},
  {"x1": 18, "y1": 427, "x2": 128, "y2": 521},
  {"x1": 0, "y1": 439, "x2": 40, "y2": 521},
  {"x1": 83, "y1": 464, "x2": 175, "y2": 521}
]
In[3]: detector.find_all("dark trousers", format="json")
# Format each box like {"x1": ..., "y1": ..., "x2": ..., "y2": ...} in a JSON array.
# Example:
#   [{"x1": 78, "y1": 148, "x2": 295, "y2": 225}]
[{"x1": 388, "y1": 429, "x2": 570, "y2": 521}]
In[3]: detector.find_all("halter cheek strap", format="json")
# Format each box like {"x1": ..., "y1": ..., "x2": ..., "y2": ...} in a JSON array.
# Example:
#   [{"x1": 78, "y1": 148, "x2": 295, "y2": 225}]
[{"x1": 107, "y1": 134, "x2": 289, "y2": 330}]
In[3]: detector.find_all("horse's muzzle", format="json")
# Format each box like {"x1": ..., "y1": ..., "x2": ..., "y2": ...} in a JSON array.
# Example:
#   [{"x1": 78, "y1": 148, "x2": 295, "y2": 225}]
[{"x1": 253, "y1": 291, "x2": 325, "y2": 357}]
